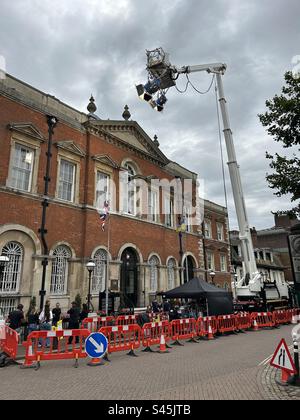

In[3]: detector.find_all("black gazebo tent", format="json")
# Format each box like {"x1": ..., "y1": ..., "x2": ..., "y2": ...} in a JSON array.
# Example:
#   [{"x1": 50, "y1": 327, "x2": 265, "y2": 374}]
[{"x1": 161, "y1": 277, "x2": 234, "y2": 316}]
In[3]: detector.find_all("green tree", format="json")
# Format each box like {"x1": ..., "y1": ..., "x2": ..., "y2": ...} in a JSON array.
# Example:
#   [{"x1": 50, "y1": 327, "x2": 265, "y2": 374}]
[{"x1": 258, "y1": 71, "x2": 300, "y2": 217}]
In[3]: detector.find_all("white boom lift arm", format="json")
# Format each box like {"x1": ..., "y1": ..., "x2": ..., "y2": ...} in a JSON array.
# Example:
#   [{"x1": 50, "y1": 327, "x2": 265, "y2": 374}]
[
  {"x1": 173, "y1": 62, "x2": 262, "y2": 293},
  {"x1": 139, "y1": 49, "x2": 290, "y2": 302}
]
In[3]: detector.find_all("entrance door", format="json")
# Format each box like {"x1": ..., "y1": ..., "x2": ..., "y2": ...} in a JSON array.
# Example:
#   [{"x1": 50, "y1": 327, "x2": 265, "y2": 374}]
[
  {"x1": 120, "y1": 248, "x2": 138, "y2": 308},
  {"x1": 183, "y1": 256, "x2": 195, "y2": 283}
]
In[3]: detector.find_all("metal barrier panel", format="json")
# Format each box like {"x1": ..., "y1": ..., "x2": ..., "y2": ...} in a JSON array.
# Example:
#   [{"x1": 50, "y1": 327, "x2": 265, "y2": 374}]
[
  {"x1": 251, "y1": 312, "x2": 275, "y2": 329},
  {"x1": 99, "y1": 324, "x2": 141, "y2": 353},
  {"x1": 170, "y1": 319, "x2": 197, "y2": 341},
  {"x1": 116, "y1": 315, "x2": 138, "y2": 326},
  {"x1": 236, "y1": 313, "x2": 252, "y2": 330},
  {"x1": 197, "y1": 316, "x2": 218, "y2": 337},
  {"x1": 273, "y1": 310, "x2": 289, "y2": 326},
  {"x1": 23, "y1": 329, "x2": 90, "y2": 364},
  {"x1": 142, "y1": 321, "x2": 171, "y2": 348},
  {"x1": 217, "y1": 315, "x2": 237, "y2": 334},
  {"x1": 82, "y1": 316, "x2": 115, "y2": 332},
  {"x1": 0, "y1": 326, "x2": 19, "y2": 360}
]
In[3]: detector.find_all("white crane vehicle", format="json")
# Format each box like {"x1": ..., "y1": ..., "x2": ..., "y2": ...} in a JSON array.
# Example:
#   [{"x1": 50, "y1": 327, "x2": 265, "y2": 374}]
[{"x1": 136, "y1": 48, "x2": 292, "y2": 311}]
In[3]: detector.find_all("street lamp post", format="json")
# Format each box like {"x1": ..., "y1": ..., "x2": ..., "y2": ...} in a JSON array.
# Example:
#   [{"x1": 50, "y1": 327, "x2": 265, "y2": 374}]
[
  {"x1": 86, "y1": 260, "x2": 96, "y2": 313},
  {"x1": 209, "y1": 271, "x2": 216, "y2": 285},
  {"x1": 39, "y1": 115, "x2": 58, "y2": 312}
]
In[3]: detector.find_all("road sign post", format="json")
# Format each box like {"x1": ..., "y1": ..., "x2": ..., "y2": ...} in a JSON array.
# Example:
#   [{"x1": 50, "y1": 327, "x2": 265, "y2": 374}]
[
  {"x1": 85, "y1": 332, "x2": 109, "y2": 367},
  {"x1": 270, "y1": 339, "x2": 297, "y2": 385}
]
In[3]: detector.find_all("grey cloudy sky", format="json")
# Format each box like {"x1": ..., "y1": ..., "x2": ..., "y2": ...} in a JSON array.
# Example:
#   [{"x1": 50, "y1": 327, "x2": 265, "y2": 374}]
[{"x1": 1, "y1": 0, "x2": 299, "y2": 230}]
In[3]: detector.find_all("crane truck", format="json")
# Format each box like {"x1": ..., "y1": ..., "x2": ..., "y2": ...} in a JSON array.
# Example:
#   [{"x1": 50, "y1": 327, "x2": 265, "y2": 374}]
[{"x1": 137, "y1": 48, "x2": 293, "y2": 311}]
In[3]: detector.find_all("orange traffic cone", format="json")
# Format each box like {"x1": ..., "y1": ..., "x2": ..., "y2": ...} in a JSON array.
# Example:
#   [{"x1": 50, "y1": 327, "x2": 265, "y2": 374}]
[
  {"x1": 158, "y1": 334, "x2": 169, "y2": 354},
  {"x1": 88, "y1": 357, "x2": 105, "y2": 367},
  {"x1": 253, "y1": 319, "x2": 259, "y2": 331},
  {"x1": 207, "y1": 324, "x2": 214, "y2": 340}
]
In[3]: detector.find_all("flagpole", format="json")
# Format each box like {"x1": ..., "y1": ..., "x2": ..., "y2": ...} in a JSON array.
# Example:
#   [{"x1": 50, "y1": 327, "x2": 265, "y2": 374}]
[{"x1": 105, "y1": 212, "x2": 111, "y2": 315}]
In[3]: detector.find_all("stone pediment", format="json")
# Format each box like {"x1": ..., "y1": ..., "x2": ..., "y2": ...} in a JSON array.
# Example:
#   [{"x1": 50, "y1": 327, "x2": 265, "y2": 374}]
[
  {"x1": 55, "y1": 141, "x2": 86, "y2": 158},
  {"x1": 8, "y1": 123, "x2": 45, "y2": 142},
  {"x1": 86, "y1": 120, "x2": 169, "y2": 165},
  {"x1": 92, "y1": 155, "x2": 119, "y2": 169}
]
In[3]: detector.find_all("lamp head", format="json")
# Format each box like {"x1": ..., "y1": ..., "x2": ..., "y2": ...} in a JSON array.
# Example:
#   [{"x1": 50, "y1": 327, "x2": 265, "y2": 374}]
[{"x1": 86, "y1": 260, "x2": 96, "y2": 273}]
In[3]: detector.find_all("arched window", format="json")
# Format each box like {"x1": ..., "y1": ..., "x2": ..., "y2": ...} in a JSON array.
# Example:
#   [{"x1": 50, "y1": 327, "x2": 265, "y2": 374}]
[
  {"x1": 50, "y1": 246, "x2": 71, "y2": 295},
  {"x1": 92, "y1": 249, "x2": 107, "y2": 293},
  {"x1": 149, "y1": 256, "x2": 159, "y2": 292},
  {"x1": 167, "y1": 258, "x2": 176, "y2": 290},
  {"x1": 0, "y1": 242, "x2": 23, "y2": 293}
]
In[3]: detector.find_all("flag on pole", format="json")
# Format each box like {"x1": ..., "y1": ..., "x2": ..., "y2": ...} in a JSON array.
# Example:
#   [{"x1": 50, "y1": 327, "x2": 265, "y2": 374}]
[
  {"x1": 176, "y1": 215, "x2": 186, "y2": 233},
  {"x1": 98, "y1": 200, "x2": 110, "y2": 232}
]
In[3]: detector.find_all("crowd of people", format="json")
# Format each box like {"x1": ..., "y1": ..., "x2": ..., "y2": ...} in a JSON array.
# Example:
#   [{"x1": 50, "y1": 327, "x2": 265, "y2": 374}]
[
  {"x1": 4, "y1": 298, "x2": 208, "y2": 342},
  {"x1": 149, "y1": 299, "x2": 206, "y2": 321},
  {"x1": 6, "y1": 301, "x2": 90, "y2": 345}
]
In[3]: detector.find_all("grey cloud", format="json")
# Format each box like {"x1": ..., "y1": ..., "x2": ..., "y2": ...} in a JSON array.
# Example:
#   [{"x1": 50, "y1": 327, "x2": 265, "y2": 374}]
[{"x1": 0, "y1": 0, "x2": 299, "y2": 230}]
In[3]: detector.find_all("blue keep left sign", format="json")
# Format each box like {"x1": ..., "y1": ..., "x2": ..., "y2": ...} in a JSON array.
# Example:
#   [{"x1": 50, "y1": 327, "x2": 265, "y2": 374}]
[{"x1": 85, "y1": 333, "x2": 108, "y2": 359}]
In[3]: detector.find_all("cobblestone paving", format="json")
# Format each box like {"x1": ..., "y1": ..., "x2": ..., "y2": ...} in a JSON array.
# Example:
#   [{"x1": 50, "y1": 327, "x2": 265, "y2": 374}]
[{"x1": 0, "y1": 325, "x2": 299, "y2": 400}]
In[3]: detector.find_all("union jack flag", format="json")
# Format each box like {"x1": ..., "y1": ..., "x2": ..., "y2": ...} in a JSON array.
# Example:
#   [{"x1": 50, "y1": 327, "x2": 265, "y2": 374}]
[{"x1": 98, "y1": 200, "x2": 110, "y2": 232}]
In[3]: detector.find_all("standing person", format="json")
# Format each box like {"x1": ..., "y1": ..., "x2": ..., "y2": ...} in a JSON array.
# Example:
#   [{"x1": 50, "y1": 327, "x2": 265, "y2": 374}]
[
  {"x1": 67, "y1": 302, "x2": 80, "y2": 344},
  {"x1": 52, "y1": 303, "x2": 62, "y2": 328},
  {"x1": 39, "y1": 303, "x2": 53, "y2": 347},
  {"x1": 152, "y1": 299, "x2": 160, "y2": 314},
  {"x1": 80, "y1": 304, "x2": 89, "y2": 325},
  {"x1": 8, "y1": 304, "x2": 24, "y2": 332},
  {"x1": 27, "y1": 306, "x2": 39, "y2": 335},
  {"x1": 163, "y1": 299, "x2": 171, "y2": 315}
]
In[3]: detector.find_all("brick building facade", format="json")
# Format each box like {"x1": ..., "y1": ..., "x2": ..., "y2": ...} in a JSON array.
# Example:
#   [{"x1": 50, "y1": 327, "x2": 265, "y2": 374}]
[
  {"x1": 0, "y1": 74, "x2": 231, "y2": 315},
  {"x1": 202, "y1": 200, "x2": 231, "y2": 289}
]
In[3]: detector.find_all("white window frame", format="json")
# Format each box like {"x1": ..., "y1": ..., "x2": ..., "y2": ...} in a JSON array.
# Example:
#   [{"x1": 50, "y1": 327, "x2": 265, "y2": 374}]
[
  {"x1": 207, "y1": 251, "x2": 215, "y2": 271},
  {"x1": 220, "y1": 254, "x2": 227, "y2": 272},
  {"x1": 92, "y1": 249, "x2": 107, "y2": 294},
  {"x1": 149, "y1": 256, "x2": 159, "y2": 293},
  {"x1": 0, "y1": 298, "x2": 18, "y2": 319},
  {"x1": 121, "y1": 163, "x2": 137, "y2": 216},
  {"x1": 164, "y1": 195, "x2": 174, "y2": 228},
  {"x1": 204, "y1": 220, "x2": 212, "y2": 239},
  {"x1": 217, "y1": 223, "x2": 224, "y2": 241},
  {"x1": 10, "y1": 143, "x2": 35, "y2": 192},
  {"x1": 148, "y1": 188, "x2": 159, "y2": 223},
  {"x1": 50, "y1": 246, "x2": 71, "y2": 296},
  {"x1": 96, "y1": 171, "x2": 110, "y2": 210},
  {"x1": 0, "y1": 242, "x2": 23, "y2": 294},
  {"x1": 58, "y1": 159, "x2": 76, "y2": 203},
  {"x1": 184, "y1": 205, "x2": 192, "y2": 233},
  {"x1": 167, "y1": 259, "x2": 176, "y2": 290}
]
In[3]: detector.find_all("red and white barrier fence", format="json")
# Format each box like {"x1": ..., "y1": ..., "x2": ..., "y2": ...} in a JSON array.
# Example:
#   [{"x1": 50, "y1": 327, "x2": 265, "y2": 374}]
[
  {"x1": 99, "y1": 324, "x2": 141, "y2": 356},
  {"x1": 116, "y1": 315, "x2": 138, "y2": 326},
  {"x1": 22, "y1": 329, "x2": 90, "y2": 368},
  {"x1": 170, "y1": 318, "x2": 198, "y2": 344},
  {"x1": 251, "y1": 312, "x2": 275, "y2": 329},
  {"x1": 0, "y1": 307, "x2": 297, "y2": 369},
  {"x1": 236, "y1": 312, "x2": 252, "y2": 331},
  {"x1": 0, "y1": 325, "x2": 19, "y2": 360},
  {"x1": 217, "y1": 315, "x2": 237, "y2": 334},
  {"x1": 197, "y1": 316, "x2": 218, "y2": 338},
  {"x1": 81, "y1": 316, "x2": 115, "y2": 332},
  {"x1": 142, "y1": 321, "x2": 171, "y2": 351}
]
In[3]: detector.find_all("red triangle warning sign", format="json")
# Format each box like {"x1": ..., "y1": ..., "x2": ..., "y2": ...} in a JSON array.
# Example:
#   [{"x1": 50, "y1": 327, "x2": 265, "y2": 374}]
[{"x1": 270, "y1": 339, "x2": 296, "y2": 374}]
